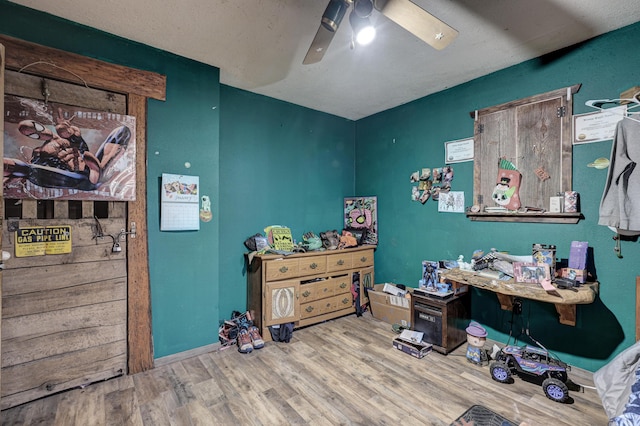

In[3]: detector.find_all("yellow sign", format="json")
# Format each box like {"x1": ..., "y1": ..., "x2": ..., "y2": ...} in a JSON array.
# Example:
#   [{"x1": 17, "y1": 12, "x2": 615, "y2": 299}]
[
  {"x1": 15, "y1": 226, "x2": 72, "y2": 257},
  {"x1": 270, "y1": 227, "x2": 293, "y2": 252},
  {"x1": 45, "y1": 226, "x2": 73, "y2": 255}
]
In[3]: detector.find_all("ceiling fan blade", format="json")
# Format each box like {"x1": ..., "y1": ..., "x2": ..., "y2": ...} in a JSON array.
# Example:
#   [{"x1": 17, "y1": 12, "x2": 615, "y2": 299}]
[
  {"x1": 303, "y1": 24, "x2": 337, "y2": 65},
  {"x1": 374, "y1": 0, "x2": 458, "y2": 50}
]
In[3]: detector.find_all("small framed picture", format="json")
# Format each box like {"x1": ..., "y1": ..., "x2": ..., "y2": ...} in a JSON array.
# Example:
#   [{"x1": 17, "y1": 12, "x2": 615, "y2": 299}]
[{"x1": 513, "y1": 262, "x2": 550, "y2": 284}]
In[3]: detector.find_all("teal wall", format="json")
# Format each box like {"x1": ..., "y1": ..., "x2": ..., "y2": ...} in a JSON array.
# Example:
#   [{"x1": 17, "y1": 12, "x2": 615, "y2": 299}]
[
  {"x1": 356, "y1": 22, "x2": 640, "y2": 371},
  {"x1": 2, "y1": 0, "x2": 639, "y2": 372},
  {"x1": 145, "y1": 61, "x2": 220, "y2": 358},
  {"x1": 219, "y1": 86, "x2": 355, "y2": 312},
  {"x1": 0, "y1": 1, "x2": 221, "y2": 358}
]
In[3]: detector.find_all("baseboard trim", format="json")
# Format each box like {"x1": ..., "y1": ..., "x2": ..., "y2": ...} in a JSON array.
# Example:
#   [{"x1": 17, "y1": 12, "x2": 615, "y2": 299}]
[{"x1": 154, "y1": 342, "x2": 223, "y2": 367}]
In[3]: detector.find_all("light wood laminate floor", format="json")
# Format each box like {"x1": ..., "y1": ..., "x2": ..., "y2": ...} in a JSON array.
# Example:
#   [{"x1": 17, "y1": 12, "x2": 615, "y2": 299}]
[{"x1": 1, "y1": 312, "x2": 609, "y2": 425}]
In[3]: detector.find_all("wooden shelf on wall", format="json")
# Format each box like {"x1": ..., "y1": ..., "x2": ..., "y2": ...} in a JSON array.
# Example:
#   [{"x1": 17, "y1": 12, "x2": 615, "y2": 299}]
[
  {"x1": 440, "y1": 268, "x2": 598, "y2": 326},
  {"x1": 466, "y1": 212, "x2": 583, "y2": 224}
]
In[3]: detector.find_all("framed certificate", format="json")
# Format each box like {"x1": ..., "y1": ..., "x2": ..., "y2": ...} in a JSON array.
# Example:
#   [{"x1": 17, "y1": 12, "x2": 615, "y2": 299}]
[
  {"x1": 444, "y1": 138, "x2": 474, "y2": 163},
  {"x1": 573, "y1": 106, "x2": 626, "y2": 144}
]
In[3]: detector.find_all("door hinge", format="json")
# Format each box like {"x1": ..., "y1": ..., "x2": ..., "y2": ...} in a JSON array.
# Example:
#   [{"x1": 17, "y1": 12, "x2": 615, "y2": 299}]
[
  {"x1": 119, "y1": 222, "x2": 137, "y2": 239},
  {"x1": 557, "y1": 106, "x2": 566, "y2": 118},
  {"x1": 477, "y1": 123, "x2": 484, "y2": 133}
]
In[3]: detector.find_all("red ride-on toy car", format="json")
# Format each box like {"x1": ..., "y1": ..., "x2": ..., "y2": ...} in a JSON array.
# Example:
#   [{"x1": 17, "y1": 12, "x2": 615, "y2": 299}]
[{"x1": 489, "y1": 344, "x2": 571, "y2": 403}]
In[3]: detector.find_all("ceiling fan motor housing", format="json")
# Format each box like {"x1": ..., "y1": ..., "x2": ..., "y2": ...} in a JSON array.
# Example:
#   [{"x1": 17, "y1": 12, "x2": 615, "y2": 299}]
[{"x1": 354, "y1": 0, "x2": 374, "y2": 18}]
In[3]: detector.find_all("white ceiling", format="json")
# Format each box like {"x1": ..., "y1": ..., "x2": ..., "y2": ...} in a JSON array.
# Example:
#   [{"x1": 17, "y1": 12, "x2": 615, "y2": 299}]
[{"x1": 9, "y1": 0, "x2": 640, "y2": 120}]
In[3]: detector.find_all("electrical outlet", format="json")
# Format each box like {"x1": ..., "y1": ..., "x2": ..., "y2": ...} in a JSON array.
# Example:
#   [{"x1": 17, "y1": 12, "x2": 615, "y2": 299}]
[{"x1": 513, "y1": 298, "x2": 523, "y2": 315}]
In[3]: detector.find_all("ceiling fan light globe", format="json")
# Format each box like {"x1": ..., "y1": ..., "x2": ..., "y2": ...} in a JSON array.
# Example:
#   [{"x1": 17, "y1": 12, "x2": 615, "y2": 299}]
[
  {"x1": 356, "y1": 26, "x2": 376, "y2": 45},
  {"x1": 349, "y1": 9, "x2": 376, "y2": 45}
]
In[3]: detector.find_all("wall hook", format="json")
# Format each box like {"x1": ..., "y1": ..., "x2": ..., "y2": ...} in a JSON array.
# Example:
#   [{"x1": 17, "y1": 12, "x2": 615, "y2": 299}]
[
  {"x1": 613, "y1": 234, "x2": 623, "y2": 258},
  {"x1": 92, "y1": 216, "x2": 125, "y2": 253}
]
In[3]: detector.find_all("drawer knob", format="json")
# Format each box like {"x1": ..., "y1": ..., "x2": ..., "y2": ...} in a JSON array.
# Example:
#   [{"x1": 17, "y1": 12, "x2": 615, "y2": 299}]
[
  {"x1": 302, "y1": 290, "x2": 311, "y2": 297},
  {"x1": 337, "y1": 259, "x2": 344, "y2": 265},
  {"x1": 323, "y1": 287, "x2": 328, "y2": 292},
  {"x1": 340, "y1": 283, "x2": 347, "y2": 289},
  {"x1": 310, "y1": 263, "x2": 318, "y2": 269},
  {"x1": 360, "y1": 256, "x2": 367, "y2": 262},
  {"x1": 279, "y1": 266, "x2": 289, "y2": 273},
  {"x1": 306, "y1": 306, "x2": 314, "y2": 313},
  {"x1": 342, "y1": 298, "x2": 350, "y2": 304}
]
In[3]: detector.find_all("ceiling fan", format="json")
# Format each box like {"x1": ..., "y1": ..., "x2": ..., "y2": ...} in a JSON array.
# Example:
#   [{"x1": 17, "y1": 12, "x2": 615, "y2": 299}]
[{"x1": 303, "y1": 0, "x2": 458, "y2": 65}]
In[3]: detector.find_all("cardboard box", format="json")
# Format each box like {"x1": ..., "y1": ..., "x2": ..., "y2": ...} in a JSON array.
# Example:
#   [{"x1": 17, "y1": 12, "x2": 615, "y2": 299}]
[
  {"x1": 382, "y1": 282, "x2": 407, "y2": 297},
  {"x1": 368, "y1": 283, "x2": 412, "y2": 328},
  {"x1": 392, "y1": 337, "x2": 432, "y2": 358}
]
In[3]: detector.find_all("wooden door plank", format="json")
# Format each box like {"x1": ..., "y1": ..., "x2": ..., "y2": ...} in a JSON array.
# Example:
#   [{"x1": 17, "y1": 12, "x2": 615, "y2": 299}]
[
  {"x1": 82, "y1": 201, "x2": 95, "y2": 218},
  {"x1": 3, "y1": 243, "x2": 125, "y2": 269},
  {"x1": 127, "y1": 93, "x2": 153, "y2": 374},
  {"x1": 2, "y1": 299, "x2": 126, "y2": 340},
  {"x1": 3, "y1": 260, "x2": 126, "y2": 296},
  {"x1": 1, "y1": 342, "x2": 126, "y2": 410},
  {"x1": 516, "y1": 98, "x2": 563, "y2": 210},
  {"x1": 54, "y1": 201, "x2": 67, "y2": 219},
  {"x1": 2, "y1": 278, "x2": 126, "y2": 318},
  {"x1": 3, "y1": 323, "x2": 126, "y2": 367}
]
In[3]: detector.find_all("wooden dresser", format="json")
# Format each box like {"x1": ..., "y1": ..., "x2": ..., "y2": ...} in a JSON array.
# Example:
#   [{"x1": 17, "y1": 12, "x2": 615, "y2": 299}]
[{"x1": 247, "y1": 245, "x2": 375, "y2": 340}]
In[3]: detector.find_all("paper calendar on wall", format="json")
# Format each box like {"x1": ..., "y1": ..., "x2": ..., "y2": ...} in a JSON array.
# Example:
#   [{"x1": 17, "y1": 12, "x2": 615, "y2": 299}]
[{"x1": 161, "y1": 173, "x2": 200, "y2": 231}]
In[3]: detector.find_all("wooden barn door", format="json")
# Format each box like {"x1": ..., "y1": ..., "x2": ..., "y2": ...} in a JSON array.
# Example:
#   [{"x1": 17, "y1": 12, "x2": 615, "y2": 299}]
[
  {"x1": 0, "y1": 34, "x2": 164, "y2": 411},
  {"x1": 0, "y1": 71, "x2": 130, "y2": 409}
]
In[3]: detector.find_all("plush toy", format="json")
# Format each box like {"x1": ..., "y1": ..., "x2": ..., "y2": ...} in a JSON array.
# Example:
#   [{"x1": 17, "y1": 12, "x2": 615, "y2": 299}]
[
  {"x1": 301, "y1": 232, "x2": 323, "y2": 251},
  {"x1": 320, "y1": 230, "x2": 340, "y2": 250},
  {"x1": 338, "y1": 230, "x2": 358, "y2": 249}
]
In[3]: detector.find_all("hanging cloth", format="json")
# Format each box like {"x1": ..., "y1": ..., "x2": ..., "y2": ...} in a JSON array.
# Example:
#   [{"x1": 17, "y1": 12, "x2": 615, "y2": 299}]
[{"x1": 598, "y1": 118, "x2": 640, "y2": 235}]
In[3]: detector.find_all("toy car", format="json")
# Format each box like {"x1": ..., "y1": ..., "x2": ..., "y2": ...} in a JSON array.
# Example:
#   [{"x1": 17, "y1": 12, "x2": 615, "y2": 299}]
[{"x1": 489, "y1": 344, "x2": 570, "y2": 402}]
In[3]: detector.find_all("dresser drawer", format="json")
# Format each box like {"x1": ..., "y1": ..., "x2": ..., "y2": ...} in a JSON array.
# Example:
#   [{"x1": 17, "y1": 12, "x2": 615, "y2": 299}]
[
  {"x1": 326, "y1": 252, "x2": 353, "y2": 272},
  {"x1": 265, "y1": 259, "x2": 299, "y2": 281},
  {"x1": 299, "y1": 256, "x2": 326, "y2": 276},
  {"x1": 331, "y1": 275, "x2": 351, "y2": 294},
  {"x1": 299, "y1": 279, "x2": 335, "y2": 303},
  {"x1": 353, "y1": 249, "x2": 374, "y2": 268},
  {"x1": 300, "y1": 294, "x2": 352, "y2": 320}
]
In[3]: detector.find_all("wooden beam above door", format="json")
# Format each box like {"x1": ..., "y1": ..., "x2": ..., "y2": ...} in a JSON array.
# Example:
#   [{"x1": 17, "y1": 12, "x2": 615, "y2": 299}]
[{"x1": 0, "y1": 35, "x2": 166, "y2": 101}]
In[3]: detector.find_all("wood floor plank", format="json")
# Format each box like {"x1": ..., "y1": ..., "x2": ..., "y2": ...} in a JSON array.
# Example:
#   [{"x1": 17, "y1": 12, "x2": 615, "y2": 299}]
[
  {"x1": 71, "y1": 386, "x2": 105, "y2": 426},
  {"x1": 0, "y1": 312, "x2": 610, "y2": 425},
  {"x1": 138, "y1": 397, "x2": 172, "y2": 426},
  {"x1": 190, "y1": 377, "x2": 225, "y2": 407},
  {"x1": 104, "y1": 386, "x2": 143, "y2": 426},
  {"x1": 184, "y1": 399, "x2": 217, "y2": 425},
  {"x1": 165, "y1": 363, "x2": 198, "y2": 407}
]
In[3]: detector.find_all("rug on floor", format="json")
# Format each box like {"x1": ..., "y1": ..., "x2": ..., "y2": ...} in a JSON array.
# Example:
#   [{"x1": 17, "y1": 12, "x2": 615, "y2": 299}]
[{"x1": 450, "y1": 404, "x2": 517, "y2": 426}]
